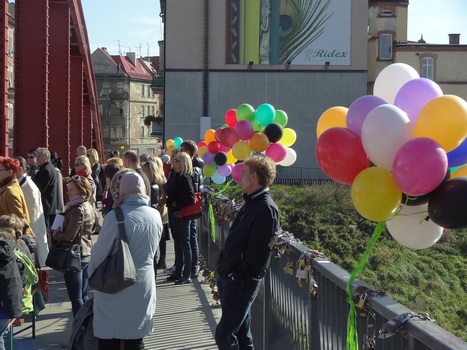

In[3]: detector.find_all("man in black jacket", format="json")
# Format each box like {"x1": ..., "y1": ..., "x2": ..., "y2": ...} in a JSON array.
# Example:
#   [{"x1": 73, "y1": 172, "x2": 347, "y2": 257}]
[
  {"x1": 215, "y1": 155, "x2": 280, "y2": 350},
  {"x1": 33, "y1": 148, "x2": 60, "y2": 234}
]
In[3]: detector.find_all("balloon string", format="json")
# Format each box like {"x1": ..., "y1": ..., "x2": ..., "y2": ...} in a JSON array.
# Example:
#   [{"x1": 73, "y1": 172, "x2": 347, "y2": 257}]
[
  {"x1": 346, "y1": 221, "x2": 385, "y2": 350},
  {"x1": 208, "y1": 179, "x2": 234, "y2": 243}
]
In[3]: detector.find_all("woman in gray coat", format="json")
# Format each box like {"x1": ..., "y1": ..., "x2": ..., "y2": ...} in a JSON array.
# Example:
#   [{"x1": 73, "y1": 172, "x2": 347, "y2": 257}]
[{"x1": 88, "y1": 171, "x2": 162, "y2": 350}]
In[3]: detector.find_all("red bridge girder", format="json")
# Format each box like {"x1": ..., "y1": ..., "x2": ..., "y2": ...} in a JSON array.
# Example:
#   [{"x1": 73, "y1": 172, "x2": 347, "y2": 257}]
[{"x1": 11, "y1": 0, "x2": 102, "y2": 174}]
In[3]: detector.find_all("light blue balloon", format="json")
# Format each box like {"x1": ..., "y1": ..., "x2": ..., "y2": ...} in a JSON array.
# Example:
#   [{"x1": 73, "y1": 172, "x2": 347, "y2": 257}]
[
  {"x1": 174, "y1": 137, "x2": 183, "y2": 148},
  {"x1": 212, "y1": 172, "x2": 226, "y2": 184},
  {"x1": 255, "y1": 103, "x2": 275, "y2": 126}
]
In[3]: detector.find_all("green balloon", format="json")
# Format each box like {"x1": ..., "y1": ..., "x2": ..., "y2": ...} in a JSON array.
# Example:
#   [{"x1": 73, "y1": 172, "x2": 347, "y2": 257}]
[
  {"x1": 203, "y1": 164, "x2": 216, "y2": 177},
  {"x1": 236, "y1": 103, "x2": 255, "y2": 122},
  {"x1": 252, "y1": 119, "x2": 265, "y2": 132},
  {"x1": 274, "y1": 110, "x2": 288, "y2": 127}
]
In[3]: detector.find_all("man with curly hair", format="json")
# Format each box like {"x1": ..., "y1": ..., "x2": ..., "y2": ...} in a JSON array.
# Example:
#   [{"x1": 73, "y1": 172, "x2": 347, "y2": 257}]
[{"x1": 215, "y1": 155, "x2": 280, "y2": 350}]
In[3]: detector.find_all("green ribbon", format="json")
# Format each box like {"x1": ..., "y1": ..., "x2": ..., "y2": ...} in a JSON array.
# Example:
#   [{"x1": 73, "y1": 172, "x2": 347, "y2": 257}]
[
  {"x1": 346, "y1": 221, "x2": 385, "y2": 350},
  {"x1": 208, "y1": 179, "x2": 234, "y2": 243}
]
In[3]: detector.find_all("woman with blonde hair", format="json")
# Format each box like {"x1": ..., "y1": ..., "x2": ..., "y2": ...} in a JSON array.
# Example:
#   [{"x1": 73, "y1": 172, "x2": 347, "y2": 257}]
[
  {"x1": 87, "y1": 148, "x2": 106, "y2": 204},
  {"x1": 51, "y1": 175, "x2": 95, "y2": 317},
  {"x1": 142, "y1": 158, "x2": 169, "y2": 269},
  {"x1": 74, "y1": 155, "x2": 96, "y2": 205},
  {"x1": 165, "y1": 152, "x2": 195, "y2": 284}
]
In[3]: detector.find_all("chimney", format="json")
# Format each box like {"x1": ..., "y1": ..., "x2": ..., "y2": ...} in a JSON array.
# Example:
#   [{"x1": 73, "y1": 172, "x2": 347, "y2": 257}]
[
  {"x1": 126, "y1": 52, "x2": 136, "y2": 65},
  {"x1": 101, "y1": 47, "x2": 107, "y2": 52},
  {"x1": 448, "y1": 33, "x2": 460, "y2": 45}
]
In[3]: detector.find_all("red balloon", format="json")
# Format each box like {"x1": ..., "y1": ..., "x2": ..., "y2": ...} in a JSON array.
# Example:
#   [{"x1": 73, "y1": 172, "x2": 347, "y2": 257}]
[
  {"x1": 225, "y1": 109, "x2": 238, "y2": 128},
  {"x1": 198, "y1": 141, "x2": 207, "y2": 149},
  {"x1": 220, "y1": 127, "x2": 239, "y2": 148},
  {"x1": 315, "y1": 127, "x2": 369, "y2": 185},
  {"x1": 214, "y1": 127, "x2": 223, "y2": 142},
  {"x1": 208, "y1": 141, "x2": 221, "y2": 154}
]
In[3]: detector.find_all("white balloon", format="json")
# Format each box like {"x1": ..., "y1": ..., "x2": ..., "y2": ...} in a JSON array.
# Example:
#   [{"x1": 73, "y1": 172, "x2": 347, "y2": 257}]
[
  {"x1": 374, "y1": 63, "x2": 419, "y2": 104},
  {"x1": 361, "y1": 104, "x2": 413, "y2": 170},
  {"x1": 278, "y1": 148, "x2": 297, "y2": 166},
  {"x1": 386, "y1": 204, "x2": 443, "y2": 250}
]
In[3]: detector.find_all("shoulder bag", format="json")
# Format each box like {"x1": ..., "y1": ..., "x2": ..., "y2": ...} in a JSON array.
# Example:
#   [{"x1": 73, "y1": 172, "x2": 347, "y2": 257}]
[
  {"x1": 45, "y1": 243, "x2": 81, "y2": 272},
  {"x1": 88, "y1": 206, "x2": 137, "y2": 294},
  {"x1": 175, "y1": 192, "x2": 203, "y2": 220}
]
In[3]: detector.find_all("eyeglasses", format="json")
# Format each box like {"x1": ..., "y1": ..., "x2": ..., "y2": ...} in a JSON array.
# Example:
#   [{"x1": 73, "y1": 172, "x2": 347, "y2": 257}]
[
  {"x1": 173, "y1": 159, "x2": 181, "y2": 163},
  {"x1": 74, "y1": 163, "x2": 82, "y2": 167}
]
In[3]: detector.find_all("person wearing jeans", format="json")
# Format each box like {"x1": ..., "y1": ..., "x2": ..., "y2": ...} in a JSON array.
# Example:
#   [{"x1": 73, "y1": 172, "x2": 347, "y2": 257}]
[
  {"x1": 215, "y1": 155, "x2": 280, "y2": 350},
  {"x1": 52, "y1": 176, "x2": 95, "y2": 317}
]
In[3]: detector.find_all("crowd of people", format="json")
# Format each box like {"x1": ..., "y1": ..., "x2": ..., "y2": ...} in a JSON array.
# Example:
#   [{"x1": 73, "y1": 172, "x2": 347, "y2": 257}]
[{"x1": 0, "y1": 141, "x2": 280, "y2": 350}]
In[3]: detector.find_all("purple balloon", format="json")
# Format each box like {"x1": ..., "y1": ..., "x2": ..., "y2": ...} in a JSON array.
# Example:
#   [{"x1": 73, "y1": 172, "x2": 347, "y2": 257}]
[
  {"x1": 235, "y1": 120, "x2": 254, "y2": 141},
  {"x1": 201, "y1": 152, "x2": 215, "y2": 165},
  {"x1": 346, "y1": 95, "x2": 386, "y2": 137},
  {"x1": 394, "y1": 78, "x2": 443, "y2": 124},
  {"x1": 217, "y1": 164, "x2": 232, "y2": 177}
]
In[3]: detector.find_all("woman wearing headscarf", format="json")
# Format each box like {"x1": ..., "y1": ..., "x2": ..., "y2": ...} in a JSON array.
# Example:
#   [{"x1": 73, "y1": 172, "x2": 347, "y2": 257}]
[
  {"x1": 0, "y1": 156, "x2": 33, "y2": 236},
  {"x1": 89, "y1": 171, "x2": 162, "y2": 350},
  {"x1": 51, "y1": 175, "x2": 95, "y2": 317},
  {"x1": 165, "y1": 152, "x2": 196, "y2": 285}
]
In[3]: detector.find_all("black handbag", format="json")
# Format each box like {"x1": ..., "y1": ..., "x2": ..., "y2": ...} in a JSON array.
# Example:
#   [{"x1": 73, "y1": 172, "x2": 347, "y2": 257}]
[
  {"x1": 88, "y1": 206, "x2": 137, "y2": 294},
  {"x1": 45, "y1": 243, "x2": 81, "y2": 272}
]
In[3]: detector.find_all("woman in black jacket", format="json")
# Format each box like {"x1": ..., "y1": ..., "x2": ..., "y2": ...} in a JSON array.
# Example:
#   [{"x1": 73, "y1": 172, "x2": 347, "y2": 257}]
[{"x1": 165, "y1": 152, "x2": 195, "y2": 285}]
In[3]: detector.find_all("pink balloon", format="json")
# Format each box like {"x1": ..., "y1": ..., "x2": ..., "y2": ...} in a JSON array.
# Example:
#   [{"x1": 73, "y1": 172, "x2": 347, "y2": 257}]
[
  {"x1": 265, "y1": 143, "x2": 287, "y2": 162},
  {"x1": 394, "y1": 78, "x2": 443, "y2": 124},
  {"x1": 235, "y1": 120, "x2": 254, "y2": 140},
  {"x1": 393, "y1": 137, "x2": 448, "y2": 196},
  {"x1": 231, "y1": 163, "x2": 244, "y2": 183},
  {"x1": 346, "y1": 95, "x2": 386, "y2": 137},
  {"x1": 219, "y1": 143, "x2": 231, "y2": 153}
]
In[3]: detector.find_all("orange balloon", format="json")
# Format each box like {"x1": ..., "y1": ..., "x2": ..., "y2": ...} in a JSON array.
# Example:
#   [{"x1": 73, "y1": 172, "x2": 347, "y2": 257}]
[
  {"x1": 250, "y1": 132, "x2": 269, "y2": 152},
  {"x1": 204, "y1": 129, "x2": 216, "y2": 143},
  {"x1": 451, "y1": 166, "x2": 467, "y2": 179},
  {"x1": 316, "y1": 106, "x2": 348, "y2": 138},
  {"x1": 414, "y1": 95, "x2": 467, "y2": 152}
]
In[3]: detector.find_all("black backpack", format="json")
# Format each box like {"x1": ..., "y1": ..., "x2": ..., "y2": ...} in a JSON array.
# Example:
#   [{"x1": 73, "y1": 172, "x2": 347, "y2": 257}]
[{"x1": 0, "y1": 238, "x2": 23, "y2": 319}]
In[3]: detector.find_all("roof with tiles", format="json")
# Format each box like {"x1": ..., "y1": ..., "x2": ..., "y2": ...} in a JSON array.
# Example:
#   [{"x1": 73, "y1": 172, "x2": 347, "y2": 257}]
[{"x1": 111, "y1": 53, "x2": 153, "y2": 80}]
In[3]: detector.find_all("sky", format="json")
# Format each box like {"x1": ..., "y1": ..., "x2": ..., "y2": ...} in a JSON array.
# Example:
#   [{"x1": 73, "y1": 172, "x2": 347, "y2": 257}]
[{"x1": 79, "y1": 0, "x2": 467, "y2": 59}]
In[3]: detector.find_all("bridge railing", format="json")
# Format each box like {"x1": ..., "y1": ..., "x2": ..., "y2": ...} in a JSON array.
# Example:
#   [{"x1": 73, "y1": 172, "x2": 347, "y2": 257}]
[{"x1": 198, "y1": 200, "x2": 467, "y2": 350}]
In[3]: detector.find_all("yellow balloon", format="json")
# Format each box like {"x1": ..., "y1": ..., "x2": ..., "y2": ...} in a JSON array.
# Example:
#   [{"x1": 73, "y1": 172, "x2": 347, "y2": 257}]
[
  {"x1": 316, "y1": 106, "x2": 348, "y2": 138},
  {"x1": 351, "y1": 167, "x2": 401, "y2": 222},
  {"x1": 414, "y1": 95, "x2": 467, "y2": 152},
  {"x1": 204, "y1": 129, "x2": 216, "y2": 143},
  {"x1": 226, "y1": 151, "x2": 237, "y2": 164},
  {"x1": 166, "y1": 139, "x2": 174, "y2": 148},
  {"x1": 198, "y1": 146, "x2": 208, "y2": 157},
  {"x1": 279, "y1": 128, "x2": 297, "y2": 147},
  {"x1": 231, "y1": 141, "x2": 251, "y2": 160},
  {"x1": 165, "y1": 145, "x2": 176, "y2": 156},
  {"x1": 451, "y1": 166, "x2": 467, "y2": 179}
]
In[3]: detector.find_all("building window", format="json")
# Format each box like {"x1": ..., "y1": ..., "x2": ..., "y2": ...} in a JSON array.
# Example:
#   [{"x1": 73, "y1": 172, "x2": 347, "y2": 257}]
[
  {"x1": 147, "y1": 85, "x2": 151, "y2": 97},
  {"x1": 142, "y1": 85, "x2": 145, "y2": 97},
  {"x1": 115, "y1": 127, "x2": 123, "y2": 138},
  {"x1": 379, "y1": 33, "x2": 393, "y2": 60},
  {"x1": 152, "y1": 106, "x2": 155, "y2": 115},
  {"x1": 141, "y1": 126, "x2": 145, "y2": 138},
  {"x1": 117, "y1": 82, "x2": 125, "y2": 93},
  {"x1": 421, "y1": 56, "x2": 434, "y2": 80},
  {"x1": 152, "y1": 122, "x2": 163, "y2": 135},
  {"x1": 141, "y1": 106, "x2": 145, "y2": 116},
  {"x1": 147, "y1": 106, "x2": 151, "y2": 116}
]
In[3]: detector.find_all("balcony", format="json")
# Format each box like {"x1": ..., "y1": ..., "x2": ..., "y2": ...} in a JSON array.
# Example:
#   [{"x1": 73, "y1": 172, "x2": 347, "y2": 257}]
[{"x1": 150, "y1": 75, "x2": 164, "y2": 94}]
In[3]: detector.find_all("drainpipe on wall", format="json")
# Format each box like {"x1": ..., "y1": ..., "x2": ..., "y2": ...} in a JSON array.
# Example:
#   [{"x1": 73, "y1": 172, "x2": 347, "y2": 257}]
[{"x1": 203, "y1": 0, "x2": 209, "y2": 118}]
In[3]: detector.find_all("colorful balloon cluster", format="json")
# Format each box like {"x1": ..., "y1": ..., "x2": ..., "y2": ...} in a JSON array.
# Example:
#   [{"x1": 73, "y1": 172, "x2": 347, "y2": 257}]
[
  {"x1": 198, "y1": 103, "x2": 297, "y2": 184},
  {"x1": 165, "y1": 136, "x2": 184, "y2": 156},
  {"x1": 315, "y1": 63, "x2": 467, "y2": 249}
]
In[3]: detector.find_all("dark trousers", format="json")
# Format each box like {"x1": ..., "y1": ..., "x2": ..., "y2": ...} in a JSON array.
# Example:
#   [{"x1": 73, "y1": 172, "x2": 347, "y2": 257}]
[
  {"x1": 190, "y1": 219, "x2": 199, "y2": 270},
  {"x1": 215, "y1": 276, "x2": 262, "y2": 350},
  {"x1": 64, "y1": 261, "x2": 89, "y2": 317},
  {"x1": 98, "y1": 338, "x2": 145, "y2": 350},
  {"x1": 172, "y1": 215, "x2": 192, "y2": 279}
]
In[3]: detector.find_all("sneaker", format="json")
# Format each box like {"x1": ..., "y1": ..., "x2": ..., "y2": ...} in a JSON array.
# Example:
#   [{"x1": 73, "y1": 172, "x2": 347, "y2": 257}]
[
  {"x1": 191, "y1": 265, "x2": 201, "y2": 279},
  {"x1": 166, "y1": 274, "x2": 180, "y2": 282},
  {"x1": 174, "y1": 277, "x2": 192, "y2": 285},
  {"x1": 156, "y1": 261, "x2": 167, "y2": 270}
]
